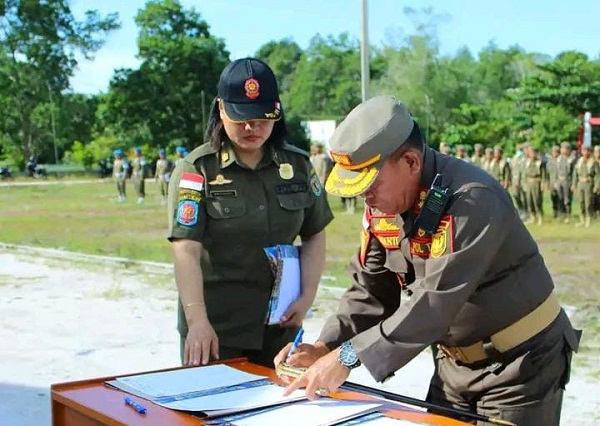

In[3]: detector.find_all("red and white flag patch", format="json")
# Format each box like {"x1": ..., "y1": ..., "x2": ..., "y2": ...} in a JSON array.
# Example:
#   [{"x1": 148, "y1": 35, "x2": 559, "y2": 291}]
[{"x1": 179, "y1": 172, "x2": 204, "y2": 192}]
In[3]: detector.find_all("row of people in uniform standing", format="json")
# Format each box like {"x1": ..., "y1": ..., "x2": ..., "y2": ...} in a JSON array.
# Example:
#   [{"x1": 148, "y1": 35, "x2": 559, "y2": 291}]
[
  {"x1": 441, "y1": 142, "x2": 600, "y2": 227},
  {"x1": 111, "y1": 146, "x2": 189, "y2": 205}
]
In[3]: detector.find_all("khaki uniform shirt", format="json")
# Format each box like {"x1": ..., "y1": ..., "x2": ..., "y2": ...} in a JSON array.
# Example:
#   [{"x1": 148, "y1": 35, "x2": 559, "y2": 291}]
[
  {"x1": 574, "y1": 157, "x2": 600, "y2": 191},
  {"x1": 319, "y1": 147, "x2": 571, "y2": 382},
  {"x1": 112, "y1": 158, "x2": 127, "y2": 181},
  {"x1": 168, "y1": 142, "x2": 333, "y2": 349},
  {"x1": 131, "y1": 156, "x2": 148, "y2": 180},
  {"x1": 555, "y1": 156, "x2": 574, "y2": 187},
  {"x1": 487, "y1": 158, "x2": 511, "y2": 188},
  {"x1": 155, "y1": 158, "x2": 172, "y2": 181}
]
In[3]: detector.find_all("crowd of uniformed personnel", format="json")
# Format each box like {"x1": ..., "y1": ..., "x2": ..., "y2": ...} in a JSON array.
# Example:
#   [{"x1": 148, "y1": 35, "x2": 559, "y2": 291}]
[
  {"x1": 440, "y1": 142, "x2": 600, "y2": 227},
  {"x1": 110, "y1": 146, "x2": 189, "y2": 205}
]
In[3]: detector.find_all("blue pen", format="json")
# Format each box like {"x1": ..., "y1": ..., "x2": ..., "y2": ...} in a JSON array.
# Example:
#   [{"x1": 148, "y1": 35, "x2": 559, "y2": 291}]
[
  {"x1": 286, "y1": 328, "x2": 304, "y2": 362},
  {"x1": 124, "y1": 396, "x2": 147, "y2": 414}
]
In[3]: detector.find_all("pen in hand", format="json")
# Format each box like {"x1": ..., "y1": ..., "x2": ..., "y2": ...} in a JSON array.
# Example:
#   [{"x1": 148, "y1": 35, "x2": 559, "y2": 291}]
[
  {"x1": 124, "y1": 396, "x2": 147, "y2": 414},
  {"x1": 286, "y1": 328, "x2": 304, "y2": 363}
]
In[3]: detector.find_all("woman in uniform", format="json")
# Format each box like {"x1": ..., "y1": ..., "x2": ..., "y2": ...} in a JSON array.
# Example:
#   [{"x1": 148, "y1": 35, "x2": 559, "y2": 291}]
[{"x1": 167, "y1": 58, "x2": 333, "y2": 367}]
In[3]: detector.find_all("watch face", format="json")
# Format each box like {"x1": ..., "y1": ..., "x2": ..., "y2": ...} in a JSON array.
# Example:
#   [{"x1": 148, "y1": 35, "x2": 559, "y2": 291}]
[{"x1": 339, "y1": 341, "x2": 360, "y2": 368}]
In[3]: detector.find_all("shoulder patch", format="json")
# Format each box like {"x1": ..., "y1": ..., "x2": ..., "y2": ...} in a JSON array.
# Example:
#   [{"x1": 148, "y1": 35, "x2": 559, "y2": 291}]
[
  {"x1": 430, "y1": 215, "x2": 454, "y2": 258},
  {"x1": 186, "y1": 143, "x2": 217, "y2": 163},
  {"x1": 177, "y1": 200, "x2": 199, "y2": 226}
]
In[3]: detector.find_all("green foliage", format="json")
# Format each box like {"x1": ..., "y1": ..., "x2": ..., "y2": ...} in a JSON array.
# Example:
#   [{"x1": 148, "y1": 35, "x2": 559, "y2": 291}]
[
  {"x1": 63, "y1": 140, "x2": 94, "y2": 169},
  {"x1": 100, "y1": 0, "x2": 230, "y2": 152},
  {"x1": 0, "y1": 0, "x2": 119, "y2": 162},
  {"x1": 286, "y1": 34, "x2": 362, "y2": 119}
]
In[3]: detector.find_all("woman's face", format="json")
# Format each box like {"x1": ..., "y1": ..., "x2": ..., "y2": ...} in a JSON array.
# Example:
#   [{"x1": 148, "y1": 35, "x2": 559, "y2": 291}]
[{"x1": 219, "y1": 102, "x2": 275, "y2": 154}]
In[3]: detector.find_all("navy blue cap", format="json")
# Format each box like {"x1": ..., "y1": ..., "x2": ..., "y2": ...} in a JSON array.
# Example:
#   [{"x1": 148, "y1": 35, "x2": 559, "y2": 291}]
[{"x1": 218, "y1": 58, "x2": 282, "y2": 122}]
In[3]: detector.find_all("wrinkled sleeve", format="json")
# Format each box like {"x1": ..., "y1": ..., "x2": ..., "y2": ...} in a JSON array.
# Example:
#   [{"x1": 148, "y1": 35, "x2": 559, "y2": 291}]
[
  {"x1": 318, "y1": 234, "x2": 402, "y2": 349},
  {"x1": 351, "y1": 187, "x2": 513, "y2": 382},
  {"x1": 299, "y1": 169, "x2": 334, "y2": 238}
]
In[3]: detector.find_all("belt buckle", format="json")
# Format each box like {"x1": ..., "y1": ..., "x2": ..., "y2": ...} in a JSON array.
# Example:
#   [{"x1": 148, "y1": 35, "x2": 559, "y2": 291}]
[{"x1": 437, "y1": 344, "x2": 467, "y2": 363}]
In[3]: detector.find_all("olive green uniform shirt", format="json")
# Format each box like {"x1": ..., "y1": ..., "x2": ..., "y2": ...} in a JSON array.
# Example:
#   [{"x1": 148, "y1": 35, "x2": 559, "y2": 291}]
[{"x1": 168, "y1": 142, "x2": 333, "y2": 349}]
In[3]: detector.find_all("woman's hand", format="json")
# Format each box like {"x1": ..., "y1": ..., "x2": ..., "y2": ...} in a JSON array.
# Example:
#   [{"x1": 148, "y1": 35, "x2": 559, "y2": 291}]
[
  {"x1": 279, "y1": 297, "x2": 312, "y2": 328},
  {"x1": 184, "y1": 317, "x2": 219, "y2": 366}
]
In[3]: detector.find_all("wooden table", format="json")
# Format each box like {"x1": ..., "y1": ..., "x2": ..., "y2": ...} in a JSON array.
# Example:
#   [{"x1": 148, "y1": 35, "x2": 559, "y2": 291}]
[{"x1": 51, "y1": 359, "x2": 468, "y2": 426}]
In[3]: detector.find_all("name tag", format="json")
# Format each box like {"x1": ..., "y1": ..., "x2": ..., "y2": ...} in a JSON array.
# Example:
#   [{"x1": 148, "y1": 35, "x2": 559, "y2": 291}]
[{"x1": 210, "y1": 190, "x2": 237, "y2": 197}]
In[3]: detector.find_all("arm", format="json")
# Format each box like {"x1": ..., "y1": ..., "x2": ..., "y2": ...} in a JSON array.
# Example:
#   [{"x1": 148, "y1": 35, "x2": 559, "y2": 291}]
[
  {"x1": 280, "y1": 230, "x2": 326, "y2": 327},
  {"x1": 172, "y1": 239, "x2": 219, "y2": 365}
]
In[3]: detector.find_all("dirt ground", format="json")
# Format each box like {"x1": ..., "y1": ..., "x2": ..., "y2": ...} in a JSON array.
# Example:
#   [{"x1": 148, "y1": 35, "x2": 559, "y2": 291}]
[{"x1": 0, "y1": 244, "x2": 598, "y2": 425}]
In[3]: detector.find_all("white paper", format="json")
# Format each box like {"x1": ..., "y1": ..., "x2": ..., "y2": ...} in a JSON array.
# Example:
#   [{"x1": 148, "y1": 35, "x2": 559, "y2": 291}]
[
  {"x1": 114, "y1": 365, "x2": 263, "y2": 398},
  {"x1": 233, "y1": 399, "x2": 382, "y2": 426},
  {"x1": 158, "y1": 381, "x2": 305, "y2": 414}
]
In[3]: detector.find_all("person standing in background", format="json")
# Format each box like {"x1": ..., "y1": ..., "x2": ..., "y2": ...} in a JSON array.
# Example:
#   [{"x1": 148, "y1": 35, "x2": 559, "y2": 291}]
[
  {"x1": 573, "y1": 145, "x2": 599, "y2": 228},
  {"x1": 131, "y1": 147, "x2": 148, "y2": 204},
  {"x1": 167, "y1": 57, "x2": 333, "y2": 367},
  {"x1": 310, "y1": 144, "x2": 327, "y2": 186},
  {"x1": 594, "y1": 145, "x2": 600, "y2": 218},
  {"x1": 555, "y1": 142, "x2": 575, "y2": 223},
  {"x1": 470, "y1": 143, "x2": 484, "y2": 167},
  {"x1": 112, "y1": 149, "x2": 128, "y2": 203},
  {"x1": 487, "y1": 145, "x2": 511, "y2": 189},
  {"x1": 524, "y1": 145, "x2": 547, "y2": 225},
  {"x1": 547, "y1": 145, "x2": 561, "y2": 219},
  {"x1": 454, "y1": 144, "x2": 470, "y2": 163},
  {"x1": 512, "y1": 143, "x2": 528, "y2": 220},
  {"x1": 155, "y1": 148, "x2": 172, "y2": 206}
]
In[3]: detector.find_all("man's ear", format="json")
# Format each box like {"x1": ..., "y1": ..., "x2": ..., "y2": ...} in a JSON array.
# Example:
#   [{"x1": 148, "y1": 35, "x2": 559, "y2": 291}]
[{"x1": 403, "y1": 150, "x2": 422, "y2": 175}]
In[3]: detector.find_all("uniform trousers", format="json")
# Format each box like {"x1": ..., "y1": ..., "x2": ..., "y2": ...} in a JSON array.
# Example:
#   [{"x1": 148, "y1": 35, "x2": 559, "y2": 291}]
[{"x1": 426, "y1": 311, "x2": 579, "y2": 426}]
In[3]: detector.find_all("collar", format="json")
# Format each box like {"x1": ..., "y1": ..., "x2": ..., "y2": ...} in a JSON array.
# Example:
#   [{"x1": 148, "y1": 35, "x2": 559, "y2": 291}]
[{"x1": 219, "y1": 143, "x2": 277, "y2": 170}]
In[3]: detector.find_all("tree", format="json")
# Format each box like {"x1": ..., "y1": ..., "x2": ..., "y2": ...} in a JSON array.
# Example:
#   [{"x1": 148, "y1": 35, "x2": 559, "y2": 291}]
[
  {"x1": 101, "y1": 0, "x2": 230, "y2": 152},
  {"x1": 0, "y1": 0, "x2": 119, "y2": 164},
  {"x1": 286, "y1": 34, "x2": 362, "y2": 120}
]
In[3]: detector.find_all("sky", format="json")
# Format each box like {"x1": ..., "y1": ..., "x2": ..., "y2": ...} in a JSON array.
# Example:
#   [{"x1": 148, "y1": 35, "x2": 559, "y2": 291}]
[{"x1": 70, "y1": 0, "x2": 600, "y2": 94}]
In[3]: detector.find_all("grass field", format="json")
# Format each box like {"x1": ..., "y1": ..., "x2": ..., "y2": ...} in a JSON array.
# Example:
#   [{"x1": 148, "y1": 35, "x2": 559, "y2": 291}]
[{"x1": 0, "y1": 178, "x2": 598, "y2": 355}]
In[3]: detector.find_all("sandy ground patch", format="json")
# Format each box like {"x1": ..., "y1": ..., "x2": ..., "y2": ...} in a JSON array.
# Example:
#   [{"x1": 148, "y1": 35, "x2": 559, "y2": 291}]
[{"x1": 0, "y1": 245, "x2": 597, "y2": 425}]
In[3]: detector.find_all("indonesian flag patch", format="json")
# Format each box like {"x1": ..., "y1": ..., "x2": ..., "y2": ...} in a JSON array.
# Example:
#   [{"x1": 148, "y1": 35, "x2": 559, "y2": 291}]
[{"x1": 179, "y1": 172, "x2": 204, "y2": 192}]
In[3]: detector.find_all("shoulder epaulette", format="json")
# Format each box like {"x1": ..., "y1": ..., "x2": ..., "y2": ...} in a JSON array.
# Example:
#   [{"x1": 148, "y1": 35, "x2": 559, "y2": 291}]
[
  {"x1": 186, "y1": 143, "x2": 217, "y2": 164},
  {"x1": 281, "y1": 142, "x2": 310, "y2": 159}
]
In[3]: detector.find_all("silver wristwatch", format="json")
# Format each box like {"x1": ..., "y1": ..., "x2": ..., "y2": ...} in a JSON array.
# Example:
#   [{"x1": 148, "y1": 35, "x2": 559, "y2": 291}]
[{"x1": 338, "y1": 340, "x2": 362, "y2": 370}]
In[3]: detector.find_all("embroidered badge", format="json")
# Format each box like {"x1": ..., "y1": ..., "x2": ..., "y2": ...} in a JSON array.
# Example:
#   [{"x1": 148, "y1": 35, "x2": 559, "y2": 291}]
[
  {"x1": 177, "y1": 200, "x2": 199, "y2": 226},
  {"x1": 208, "y1": 174, "x2": 233, "y2": 185},
  {"x1": 310, "y1": 173, "x2": 323, "y2": 196},
  {"x1": 430, "y1": 215, "x2": 454, "y2": 258},
  {"x1": 370, "y1": 212, "x2": 400, "y2": 250},
  {"x1": 178, "y1": 188, "x2": 202, "y2": 203},
  {"x1": 279, "y1": 163, "x2": 294, "y2": 180},
  {"x1": 244, "y1": 78, "x2": 260, "y2": 99},
  {"x1": 179, "y1": 172, "x2": 204, "y2": 192}
]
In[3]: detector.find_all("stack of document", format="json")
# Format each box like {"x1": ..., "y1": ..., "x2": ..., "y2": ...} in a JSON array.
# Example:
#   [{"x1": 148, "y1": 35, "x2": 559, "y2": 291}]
[
  {"x1": 264, "y1": 244, "x2": 302, "y2": 324},
  {"x1": 107, "y1": 365, "x2": 304, "y2": 417}
]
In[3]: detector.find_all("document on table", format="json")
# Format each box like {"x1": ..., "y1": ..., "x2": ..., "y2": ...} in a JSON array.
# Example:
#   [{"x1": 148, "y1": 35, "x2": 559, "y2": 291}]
[
  {"x1": 230, "y1": 398, "x2": 382, "y2": 426},
  {"x1": 105, "y1": 364, "x2": 305, "y2": 417},
  {"x1": 336, "y1": 411, "x2": 423, "y2": 425},
  {"x1": 108, "y1": 364, "x2": 263, "y2": 398}
]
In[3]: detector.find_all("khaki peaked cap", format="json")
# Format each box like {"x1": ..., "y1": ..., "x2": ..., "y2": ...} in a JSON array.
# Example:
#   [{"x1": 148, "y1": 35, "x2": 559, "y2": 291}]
[{"x1": 325, "y1": 96, "x2": 415, "y2": 197}]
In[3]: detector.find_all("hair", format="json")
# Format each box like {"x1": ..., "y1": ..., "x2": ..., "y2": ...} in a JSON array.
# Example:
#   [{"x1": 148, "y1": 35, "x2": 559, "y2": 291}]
[
  {"x1": 388, "y1": 121, "x2": 424, "y2": 162},
  {"x1": 204, "y1": 97, "x2": 288, "y2": 151}
]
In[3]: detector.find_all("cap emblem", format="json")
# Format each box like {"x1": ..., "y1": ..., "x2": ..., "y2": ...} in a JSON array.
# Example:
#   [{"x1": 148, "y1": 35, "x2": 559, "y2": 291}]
[{"x1": 244, "y1": 78, "x2": 260, "y2": 99}]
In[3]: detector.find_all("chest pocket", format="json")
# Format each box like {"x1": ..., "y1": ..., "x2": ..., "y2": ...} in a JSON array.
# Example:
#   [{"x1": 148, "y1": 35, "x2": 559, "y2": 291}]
[
  {"x1": 276, "y1": 192, "x2": 312, "y2": 211},
  {"x1": 206, "y1": 197, "x2": 246, "y2": 219}
]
